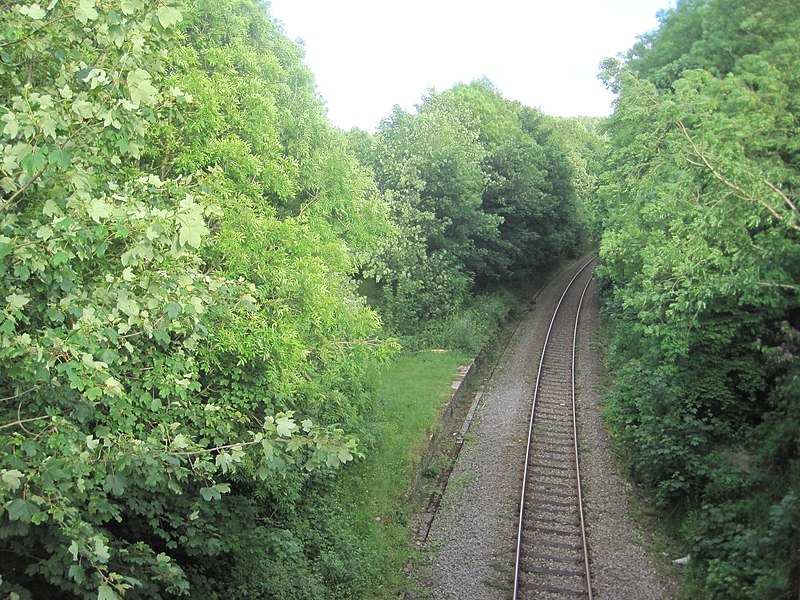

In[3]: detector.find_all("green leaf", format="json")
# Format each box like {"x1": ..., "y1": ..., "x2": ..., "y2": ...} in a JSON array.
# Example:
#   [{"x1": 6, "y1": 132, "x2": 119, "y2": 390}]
[
  {"x1": 1, "y1": 469, "x2": 24, "y2": 491},
  {"x1": 199, "y1": 486, "x2": 220, "y2": 501},
  {"x1": 31, "y1": 510, "x2": 49, "y2": 524},
  {"x1": 72, "y1": 100, "x2": 95, "y2": 119},
  {"x1": 2, "y1": 113, "x2": 19, "y2": 138},
  {"x1": 36, "y1": 225, "x2": 54, "y2": 240},
  {"x1": 6, "y1": 293, "x2": 30, "y2": 308},
  {"x1": 21, "y1": 149, "x2": 46, "y2": 176},
  {"x1": 87, "y1": 198, "x2": 113, "y2": 223},
  {"x1": 97, "y1": 583, "x2": 121, "y2": 600},
  {"x1": 48, "y1": 148, "x2": 71, "y2": 169},
  {"x1": 154, "y1": 330, "x2": 170, "y2": 347},
  {"x1": 68, "y1": 563, "x2": 85, "y2": 584},
  {"x1": 7, "y1": 498, "x2": 36, "y2": 522},
  {"x1": 275, "y1": 415, "x2": 297, "y2": 437},
  {"x1": 156, "y1": 5, "x2": 182, "y2": 28},
  {"x1": 93, "y1": 538, "x2": 111, "y2": 563},
  {"x1": 116, "y1": 294, "x2": 140, "y2": 317},
  {"x1": 215, "y1": 452, "x2": 232, "y2": 473},
  {"x1": 126, "y1": 69, "x2": 159, "y2": 108},
  {"x1": 68, "y1": 541, "x2": 79, "y2": 561},
  {"x1": 120, "y1": 0, "x2": 140, "y2": 15},
  {"x1": 40, "y1": 114, "x2": 57, "y2": 139},
  {"x1": 19, "y1": 3, "x2": 46, "y2": 19},
  {"x1": 261, "y1": 439, "x2": 274, "y2": 458},
  {"x1": 165, "y1": 302, "x2": 182, "y2": 318},
  {"x1": 75, "y1": 0, "x2": 98, "y2": 24},
  {"x1": 103, "y1": 474, "x2": 125, "y2": 495},
  {"x1": 52, "y1": 250, "x2": 70, "y2": 266}
]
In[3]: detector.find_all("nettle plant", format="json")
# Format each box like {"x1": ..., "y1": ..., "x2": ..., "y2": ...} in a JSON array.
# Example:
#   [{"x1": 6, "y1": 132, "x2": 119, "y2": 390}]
[{"x1": 0, "y1": 1, "x2": 357, "y2": 597}]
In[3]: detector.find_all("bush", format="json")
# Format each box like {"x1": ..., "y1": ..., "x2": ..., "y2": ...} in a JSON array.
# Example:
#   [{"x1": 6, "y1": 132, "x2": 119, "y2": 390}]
[{"x1": 398, "y1": 290, "x2": 516, "y2": 354}]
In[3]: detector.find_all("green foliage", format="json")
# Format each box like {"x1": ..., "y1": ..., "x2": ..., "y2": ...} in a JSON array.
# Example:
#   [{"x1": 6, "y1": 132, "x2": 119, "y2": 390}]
[
  {"x1": 332, "y1": 350, "x2": 469, "y2": 598},
  {"x1": 0, "y1": 0, "x2": 392, "y2": 597},
  {"x1": 358, "y1": 82, "x2": 591, "y2": 334},
  {"x1": 440, "y1": 82, "x2": 584, "y2": 280},
  {"x1": 365, "y1": 98, "x2": 494, "y2": 329},
  {"x1": 400, "y1": 289, "x2": 517, "y2": 355},
  {"x1": 599, "y1": 1, "x2": 800, "y2": 597},
  {"x1": 549, "y1": 117, "x2": 607, "y2": 237},
  {"x1": 0, "y1": 0, "x2": 597, "y2": 595}
]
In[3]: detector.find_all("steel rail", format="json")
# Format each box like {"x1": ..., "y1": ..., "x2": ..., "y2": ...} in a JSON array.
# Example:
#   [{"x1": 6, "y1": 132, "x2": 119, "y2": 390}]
[
  {"x1": 572, "y1": 272, "x2": 594, "y2": 600},
  {"x1": 512, "y1": 256, "x2": 595, "y2": 600}
]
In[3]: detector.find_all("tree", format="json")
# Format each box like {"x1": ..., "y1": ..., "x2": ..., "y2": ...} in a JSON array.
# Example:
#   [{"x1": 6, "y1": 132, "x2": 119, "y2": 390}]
[
  {"x1": 598, "y1": 1, "x2": 800, "y2": 596},
  {"x1": 361, "y1": 83, "x2": 590, "y2": 332},
  {"x1": 0, "y1": 0, "x2": 390, "y2": 597}
]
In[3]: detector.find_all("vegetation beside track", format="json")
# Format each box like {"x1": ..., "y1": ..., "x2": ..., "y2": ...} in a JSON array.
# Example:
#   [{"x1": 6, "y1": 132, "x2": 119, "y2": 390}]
[
  {"x1": 598, "y1": 2, "x2": 800, "y2": 598},
  {"x1": 333, "y1": 350, "x2": 469, "y2": 598}
]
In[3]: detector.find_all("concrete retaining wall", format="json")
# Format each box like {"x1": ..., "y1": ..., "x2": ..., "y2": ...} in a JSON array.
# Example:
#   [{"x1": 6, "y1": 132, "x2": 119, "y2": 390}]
[{"x1": 406, "y1": 359, "x2": 477, "y2": 502}]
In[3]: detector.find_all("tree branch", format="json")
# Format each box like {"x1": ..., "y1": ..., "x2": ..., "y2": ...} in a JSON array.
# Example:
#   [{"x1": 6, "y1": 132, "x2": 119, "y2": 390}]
[
  {"x1": 167, "y1": 439, "x2": 262, "y2": 457},
  {"x1": 0, "y1": 415, "x2": 51, "y2": 430},
  {"x1": 678, "y1": 122, "x2": 799, "y2": 231}
]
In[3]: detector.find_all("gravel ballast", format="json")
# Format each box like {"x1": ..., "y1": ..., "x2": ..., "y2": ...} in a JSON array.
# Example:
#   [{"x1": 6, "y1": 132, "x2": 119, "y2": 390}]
[{"x1": 423, "y1": 260, "x2": 679, "y2": 599}]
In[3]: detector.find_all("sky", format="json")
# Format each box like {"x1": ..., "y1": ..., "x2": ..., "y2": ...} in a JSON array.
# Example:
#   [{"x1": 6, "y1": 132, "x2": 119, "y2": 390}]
[{"x1": 267, "y1": 0, "x2": 672, "y2": 131}]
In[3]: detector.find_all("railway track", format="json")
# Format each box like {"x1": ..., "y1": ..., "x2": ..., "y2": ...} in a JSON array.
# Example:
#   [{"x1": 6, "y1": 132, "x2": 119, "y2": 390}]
[{"x1": 512, "y1": 257, "x2": 596, "y2": 600}]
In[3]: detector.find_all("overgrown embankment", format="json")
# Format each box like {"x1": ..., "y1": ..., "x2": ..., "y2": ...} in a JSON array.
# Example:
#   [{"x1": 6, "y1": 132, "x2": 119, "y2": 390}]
[{"x1": 597, "y1": 2, "x2": 799, "y2": 597}]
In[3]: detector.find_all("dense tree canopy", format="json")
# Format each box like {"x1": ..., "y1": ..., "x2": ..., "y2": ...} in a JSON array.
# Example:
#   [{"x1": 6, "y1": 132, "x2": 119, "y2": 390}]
[
  {"x1": 359, "y1": 82, "x2": 589, "y2": 333},
  {"x1": 0, "y1": 0, "x2": 392, "y2": 597},
  {"x1": 598, "y1": 1, "x2": 799, "y2": 597}
]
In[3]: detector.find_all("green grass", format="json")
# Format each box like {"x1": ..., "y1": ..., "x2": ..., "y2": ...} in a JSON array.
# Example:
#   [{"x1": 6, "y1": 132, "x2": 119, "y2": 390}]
[{"x1": 335, "y1": 350, "x2": 468, "y2": 598}]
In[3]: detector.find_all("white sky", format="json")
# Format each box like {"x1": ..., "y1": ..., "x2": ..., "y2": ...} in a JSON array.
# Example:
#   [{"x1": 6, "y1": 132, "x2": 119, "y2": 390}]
[{"x1": 267, "y1": 0, "x2": 672, "y2": 131}]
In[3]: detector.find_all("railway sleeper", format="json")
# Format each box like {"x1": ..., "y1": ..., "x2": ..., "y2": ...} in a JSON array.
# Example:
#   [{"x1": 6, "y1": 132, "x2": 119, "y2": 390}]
[
  {"x1": 533, "y1": 424, "x2": 572, "y2": 436},
  {"x1": 530, "y1": 489, "x2": 575, "y2": 501},
  {"x1": 532, "y1": 462, "x2": 572, "y2": 472},
  {"x1": 530, "y1": 477, "x2": 575, "y2": 489},
  {"x1": 525, "y1": 497, "x2": 575, "y2": 510},
  {"x1": 524, "y1": 564, "x2": 584, "y2": 578},
  {"x1": 519, "y1": 580, "x2": 587, "y2": 598},
  {"x1": 521, "y1": 550, "x2": 582, "y2": 565},
  {"x1": 519, "y1": 570, "x2": 586, "y2": 593},
  {"x1": 536, "y1": 447, "x2": 573, "y2": 456},
  {"x1": 532, "y1": 511, "x2": 578, "y2": 525},
  {"x1": 526, "y1": 525, "x2": 578, "y2": 537}
]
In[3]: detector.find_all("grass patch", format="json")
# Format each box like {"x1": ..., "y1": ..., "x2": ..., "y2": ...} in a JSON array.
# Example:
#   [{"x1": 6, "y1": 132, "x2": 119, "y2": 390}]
[{"x1": 335, "y1": 350, "x2": 468, "y2": 598}]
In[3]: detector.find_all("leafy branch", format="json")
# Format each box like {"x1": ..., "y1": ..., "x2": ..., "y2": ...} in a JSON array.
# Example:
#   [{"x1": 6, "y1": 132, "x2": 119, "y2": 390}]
[{"x1": 678, "y1": 121, "x2": 799, "y2": 231}]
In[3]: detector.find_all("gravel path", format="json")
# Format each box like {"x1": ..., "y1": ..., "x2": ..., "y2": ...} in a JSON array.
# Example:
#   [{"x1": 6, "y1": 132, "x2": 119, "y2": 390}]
[{"x1": 423, "y1": 260, "x2": 679, "y2": 599}]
